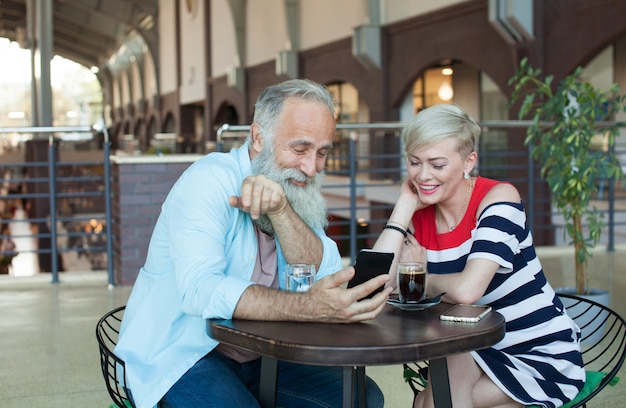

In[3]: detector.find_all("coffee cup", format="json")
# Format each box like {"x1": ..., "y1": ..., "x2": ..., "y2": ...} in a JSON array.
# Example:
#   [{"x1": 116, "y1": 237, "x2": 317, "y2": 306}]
[{"x1": 397, "y1": 262, "x2": 427, "y2": 303}]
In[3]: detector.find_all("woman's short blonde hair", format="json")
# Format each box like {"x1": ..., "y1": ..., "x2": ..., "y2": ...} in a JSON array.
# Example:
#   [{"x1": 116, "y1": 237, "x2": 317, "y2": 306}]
[{"x1": 401, "y1": 104, "x2": 480, "y2": 159}]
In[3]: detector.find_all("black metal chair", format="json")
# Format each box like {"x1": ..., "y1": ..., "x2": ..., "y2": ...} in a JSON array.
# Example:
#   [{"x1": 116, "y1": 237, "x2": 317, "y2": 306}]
[
  {"x1": 404, "y1": 294, "x2": 626, "y2": 408},
  {"x1": 96, "y1": 305, "x2": 135, "y2": 408}
]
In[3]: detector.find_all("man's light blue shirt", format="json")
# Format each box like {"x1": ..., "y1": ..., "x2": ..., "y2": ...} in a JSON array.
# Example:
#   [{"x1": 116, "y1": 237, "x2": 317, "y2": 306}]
[{"x1": 115, "y1": 143, "x2": 343, "y2": 408}]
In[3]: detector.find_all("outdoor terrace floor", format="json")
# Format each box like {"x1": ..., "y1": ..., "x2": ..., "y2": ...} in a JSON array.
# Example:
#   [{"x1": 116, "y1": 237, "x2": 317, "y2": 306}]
[{"x1": 2, "y1": 244, "x2": 626, "y2": 407}]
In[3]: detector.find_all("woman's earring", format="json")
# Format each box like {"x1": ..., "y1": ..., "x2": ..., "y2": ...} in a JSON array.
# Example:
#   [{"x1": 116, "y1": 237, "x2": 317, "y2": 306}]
[{"x1": 464, "y1": 172, "x2": 470, "y2": 180}]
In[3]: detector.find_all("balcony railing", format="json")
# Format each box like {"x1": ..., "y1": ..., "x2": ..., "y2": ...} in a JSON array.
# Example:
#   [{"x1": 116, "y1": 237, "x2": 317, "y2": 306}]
[
  {"x1": 1, "y1": 121, "x2": 625, "y2": 284},
  {"x1": 218, "y1": 122, "x2": 626, "y2": 263},
  {"x1": 0, "y1": 126, "x2": 113, "y2": 284}
]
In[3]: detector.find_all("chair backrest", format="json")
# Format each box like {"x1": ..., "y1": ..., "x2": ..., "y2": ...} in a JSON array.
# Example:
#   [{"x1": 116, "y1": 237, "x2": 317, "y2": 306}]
[
  {"x1": 403, "y1": 295, "x2": 626, "y2": 408},
  {"x1": 95, "y1": 305, "x2": 135, "y2": 408},
  {"x1": 558, "y1": 293, "x2": 626, "y2": 407}
]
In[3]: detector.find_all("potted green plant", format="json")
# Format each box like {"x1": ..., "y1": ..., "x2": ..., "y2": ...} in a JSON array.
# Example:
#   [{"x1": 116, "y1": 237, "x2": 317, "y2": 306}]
[{"x1": 509, "y1": 57, "x2": 626, "y2": 296}]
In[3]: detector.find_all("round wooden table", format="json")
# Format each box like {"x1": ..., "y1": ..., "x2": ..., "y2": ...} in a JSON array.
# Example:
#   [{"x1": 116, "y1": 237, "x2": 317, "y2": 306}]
[{"x1": 208, "y1": 302, "x2": 505, "y2": 408}]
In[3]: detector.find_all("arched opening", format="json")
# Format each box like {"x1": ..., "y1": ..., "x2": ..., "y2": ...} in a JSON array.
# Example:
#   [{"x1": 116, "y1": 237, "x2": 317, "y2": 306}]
[
  {"x1": 133, "y1": 119, "x2": 145, "y2": 151},
  {"x1": 215, "y1": 102, "x2": 239, "y2": 127},
  {"x1": 146, "y1": 115, "x2": 158, "y2": 150},
  {"x1": 213, "y1": 102, "x2": 241, "y2": 152},
  {"x1": 162, "y1": 112, "x2": 176, "y2": 134},
  {"x1": 399, "y1": 61, "x2": 507, "y2": 180}
]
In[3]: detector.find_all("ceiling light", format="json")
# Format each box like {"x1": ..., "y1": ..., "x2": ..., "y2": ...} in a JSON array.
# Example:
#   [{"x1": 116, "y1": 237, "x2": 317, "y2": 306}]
[{"x1": 438, "y1": 82, "x2": 454, "y2": 101}]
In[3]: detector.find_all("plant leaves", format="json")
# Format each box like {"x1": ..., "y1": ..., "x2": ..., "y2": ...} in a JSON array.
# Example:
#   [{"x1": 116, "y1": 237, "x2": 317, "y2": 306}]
[{"x1": 509, "y1": 58, "x2": 626, "y2": 293}]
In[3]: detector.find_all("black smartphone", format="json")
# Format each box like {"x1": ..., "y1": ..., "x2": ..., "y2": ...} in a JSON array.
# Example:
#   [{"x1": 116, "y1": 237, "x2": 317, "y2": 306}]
[{"x1": 347, "y1": 249, "x2": 395, "y2": 299}]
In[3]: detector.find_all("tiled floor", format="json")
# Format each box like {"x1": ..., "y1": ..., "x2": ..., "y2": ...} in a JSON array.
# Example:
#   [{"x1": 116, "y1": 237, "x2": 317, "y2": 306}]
[{"x1": 2, "y1": 244, "x2": 626, "y2": 408}]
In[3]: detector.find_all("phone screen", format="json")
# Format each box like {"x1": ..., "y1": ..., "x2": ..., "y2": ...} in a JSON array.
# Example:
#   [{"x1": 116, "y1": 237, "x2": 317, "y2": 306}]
[{"x1": 348, "y1": 249, "x2": 394, "y2": 299}]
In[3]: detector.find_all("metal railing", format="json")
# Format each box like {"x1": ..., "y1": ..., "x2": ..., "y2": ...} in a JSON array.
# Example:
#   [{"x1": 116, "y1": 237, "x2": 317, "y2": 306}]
[
  {"x1": 2, "y1": 121, "x2": 625, "y2": 284},
  {"x1": 217, "y1": 122, "x2": 626, "y2": 263},
  {"x1": 0, "y1": 126, "x2": 113, "y2": 284}
]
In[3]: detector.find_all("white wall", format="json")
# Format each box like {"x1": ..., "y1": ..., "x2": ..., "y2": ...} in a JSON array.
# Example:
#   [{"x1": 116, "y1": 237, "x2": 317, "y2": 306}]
[
  {"x1": 159, "y1": 0, "x2": 178, "y2": 95},
  {"x1": 583, "y1": 46, "x2": 614, "y2": 91},
  {"x1": 383, "y1": 0, "x2": 468, "y2": 24},
  {"x1": 143, "y1": 44, "x2": 157, "y2": 99},
  {"x1": 112, "y1": 74, "x2": 121, "y2": 108},
  {"x1": 130, "y1": 59, "x2": 142, "y2": 104},
  {"x1": 300, "y1": 0, "x2": 367, "y2": 50},
  {"x1": 211, "y1": 0, "x2": 238, "y2": 78},
  {"x1": 247, "y1": 0, "x2": 286, "y2": 67},
  {"x1": 207, "y1": 0, "x2": 473, "y2": 78},
  {"x1": 120, "y1": 70, "x2": 130, "y2": 107},
  {"x1": 179, "y1": 0, "x2": 207, "y2": 104},
  {"x1": 211, "y1": 0, "x2": 368, "y2": 76}
]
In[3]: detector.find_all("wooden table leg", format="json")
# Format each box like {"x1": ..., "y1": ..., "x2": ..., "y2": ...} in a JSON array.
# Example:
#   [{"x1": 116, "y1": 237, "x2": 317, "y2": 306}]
[
  {"x1": 259, "y1": 356, "x2": 278, "y2": 408},
  {"x1": 429, "y1": 357, "x2": 452, "y2": 408}
]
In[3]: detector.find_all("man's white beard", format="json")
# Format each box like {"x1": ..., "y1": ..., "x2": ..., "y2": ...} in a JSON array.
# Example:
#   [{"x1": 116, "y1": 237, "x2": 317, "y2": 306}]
[{"x1": 250, "y1": 145, "x2": 328, "y2": 235}]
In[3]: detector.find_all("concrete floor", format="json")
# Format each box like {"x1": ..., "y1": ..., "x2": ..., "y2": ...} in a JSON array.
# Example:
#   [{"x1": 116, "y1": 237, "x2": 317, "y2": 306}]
[{"x1": 2, "y1": 245, "x2": 626, "y2": 408}]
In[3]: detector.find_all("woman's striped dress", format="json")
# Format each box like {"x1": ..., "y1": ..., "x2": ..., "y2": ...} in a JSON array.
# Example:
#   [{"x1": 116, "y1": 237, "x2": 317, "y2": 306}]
[{"x1": 410, "y1": 176, "x2": 585, "y2": 407}]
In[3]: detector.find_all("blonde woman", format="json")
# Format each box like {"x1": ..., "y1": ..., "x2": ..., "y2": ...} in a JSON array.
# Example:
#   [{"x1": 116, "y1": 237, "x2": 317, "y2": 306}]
[{"x1": 374, "y1": 104, "x2": 585, "y2": 408}]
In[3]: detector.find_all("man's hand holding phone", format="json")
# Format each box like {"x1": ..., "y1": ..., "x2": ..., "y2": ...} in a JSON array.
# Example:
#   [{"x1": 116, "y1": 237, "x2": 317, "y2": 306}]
[{"x1": 347, "y1": 249, "x2": 395, "y2": 300}]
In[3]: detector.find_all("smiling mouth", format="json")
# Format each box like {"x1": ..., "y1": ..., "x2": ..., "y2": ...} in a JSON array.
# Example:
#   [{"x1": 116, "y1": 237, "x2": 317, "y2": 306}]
[
  {"x1": 290, "y1": 179, "x2": 308, "y2": 187},
  {"x1": 419, "y1": 184, "x2": 438, "y2": 192}
]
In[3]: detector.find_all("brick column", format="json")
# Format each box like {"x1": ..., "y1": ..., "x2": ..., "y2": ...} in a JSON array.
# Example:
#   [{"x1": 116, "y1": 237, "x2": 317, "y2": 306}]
[{"x1": 110, "y1": 155, "x2": 202, "y2": 285}]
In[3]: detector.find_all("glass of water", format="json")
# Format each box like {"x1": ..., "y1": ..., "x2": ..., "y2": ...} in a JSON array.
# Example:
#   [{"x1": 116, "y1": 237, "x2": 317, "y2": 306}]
[{"x1": 286, "y1": 263, "x2": 316, "y2": 292}]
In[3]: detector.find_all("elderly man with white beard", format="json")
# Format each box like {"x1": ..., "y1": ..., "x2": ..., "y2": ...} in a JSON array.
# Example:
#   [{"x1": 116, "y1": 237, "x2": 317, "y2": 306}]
[{"x1": 115, "y1": 79, "x2": 389, "y2": 408}]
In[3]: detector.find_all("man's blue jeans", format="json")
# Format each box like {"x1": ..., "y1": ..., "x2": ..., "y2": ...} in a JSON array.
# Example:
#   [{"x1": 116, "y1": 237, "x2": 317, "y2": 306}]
[{"x1": 158, "y1": 349, "x2": 385, "y2": 408}]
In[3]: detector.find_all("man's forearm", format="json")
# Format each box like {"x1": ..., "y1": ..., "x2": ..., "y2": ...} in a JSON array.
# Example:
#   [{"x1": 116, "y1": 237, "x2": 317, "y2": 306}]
[
  {"x1": 269, "y1": 202, "x2": 323, "y2": 267},
  {"x1": 234, "y1": 284, "x2": 316, "y2": 321}
]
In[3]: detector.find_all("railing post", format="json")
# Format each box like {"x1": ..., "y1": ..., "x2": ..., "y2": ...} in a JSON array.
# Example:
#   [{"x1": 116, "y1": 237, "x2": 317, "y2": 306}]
[
  {"x1": 216, "y1": 124, "x2": 227, "y2": 152},
  {"x1": 349, "y1": 132, "x2": 358, "y2": 263},
  {"x1": 608, "y1": 145, "x2": 616, "y2": 252},
  {"x1": 527, "y1": 144, "x2": 535, "y2": 234},
  {"x1": 609, "y1": 178, "x2": 615, "y2": 251},
  {"x1": 48, "y1": 134, "x2": 59, "y2": 283},
  {"x1": 103, "y1": 129, "x2": 115, "y2": 286}
]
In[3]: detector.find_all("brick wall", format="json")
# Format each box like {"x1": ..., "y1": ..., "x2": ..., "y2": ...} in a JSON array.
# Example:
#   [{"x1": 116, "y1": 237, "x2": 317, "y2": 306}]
[{"x1": 110, "y1": 155, "x2": 202, "y2": 285}]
